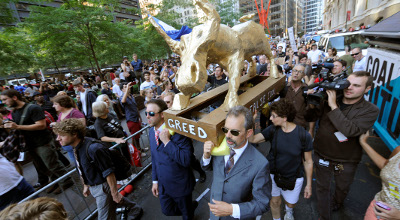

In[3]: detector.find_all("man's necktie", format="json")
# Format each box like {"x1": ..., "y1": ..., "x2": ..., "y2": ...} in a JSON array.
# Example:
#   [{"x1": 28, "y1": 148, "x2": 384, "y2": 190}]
[
  {"x1": 224, "y1": 148, "x2": 236, "y2": 175},
  {"x1": 155, "y1": 130, "x2": 160, "y2": 146}
]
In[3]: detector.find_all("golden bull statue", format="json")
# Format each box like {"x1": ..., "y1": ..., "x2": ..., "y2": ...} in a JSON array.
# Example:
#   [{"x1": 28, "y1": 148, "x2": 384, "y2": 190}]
[{"x1": 148, "y1": 0, "x2": 278, "y2": 111}]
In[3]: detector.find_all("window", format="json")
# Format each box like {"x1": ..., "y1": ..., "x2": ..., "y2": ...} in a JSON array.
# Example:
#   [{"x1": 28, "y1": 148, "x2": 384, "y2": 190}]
[{"x1": 327, "y1": 34, "x2": 368, "y2": 52}]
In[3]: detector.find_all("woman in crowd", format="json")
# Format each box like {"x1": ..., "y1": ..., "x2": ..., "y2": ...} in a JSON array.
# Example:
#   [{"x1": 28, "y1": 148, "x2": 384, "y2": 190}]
[
  {"x1": 160, "y1": 79, "x2": 174, "y2": 99},
  {"x1": 324, "y1": 48, "x2": 340, "y2": 61},
  {"x1": 143, "y1": 88, "x2": 154, "y2": 106},
  {"x1": 51, "y1": 95, "x2": 85, "y2": 163},
  {"x1": 286, "y1": 48, "x2": 299, "y2": 69},
  {"x1": 250, "y1": 99, "x2": 313, "y2": 220},
  {"x1": 92, "y1": 101, "x2": 130, "y2": 162},
  {"x1": 121, "y1": 58, "x2": 134, "y2": 82},
  {"x1": 360, "y1": 132, "x2": 400, "y2": 220},
  {"x1": 96, "y1": 94, "x2": 118, "y2": 120}
]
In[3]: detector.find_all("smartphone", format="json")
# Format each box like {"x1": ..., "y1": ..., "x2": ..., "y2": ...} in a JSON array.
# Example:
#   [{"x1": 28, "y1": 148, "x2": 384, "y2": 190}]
[{"x1": 376, "y1": 201, "x2": 391, "y2": 211}]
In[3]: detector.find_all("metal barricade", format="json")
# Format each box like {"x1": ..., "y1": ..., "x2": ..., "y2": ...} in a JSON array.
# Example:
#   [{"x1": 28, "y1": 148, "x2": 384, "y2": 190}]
[{"x1": 19, "y1": 125, "x2": 152, "y2": 220}]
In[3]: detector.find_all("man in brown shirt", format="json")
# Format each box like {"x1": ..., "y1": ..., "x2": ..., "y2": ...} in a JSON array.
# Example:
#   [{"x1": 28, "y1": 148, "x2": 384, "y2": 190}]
[
  {"x1": 283, "y1": 64, "x2": 309, "y2": 129},
  {"x1": 305, "y1": 71, "x2": 379, "y2": 220}
]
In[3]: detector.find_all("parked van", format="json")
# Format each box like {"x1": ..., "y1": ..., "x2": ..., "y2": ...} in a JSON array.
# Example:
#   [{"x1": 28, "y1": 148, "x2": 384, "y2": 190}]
[
  {"x1": 318, "y1": 30, "x2": 369, "y2": 57},
  {"x1": 8, "y1": 78, "x2": 28, "y2": 86}
]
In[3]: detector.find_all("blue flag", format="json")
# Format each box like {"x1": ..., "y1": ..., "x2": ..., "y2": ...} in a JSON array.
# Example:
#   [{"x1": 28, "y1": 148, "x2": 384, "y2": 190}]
[{"x1": 149, "y1": 15, "x2": 192, "y2": 41}]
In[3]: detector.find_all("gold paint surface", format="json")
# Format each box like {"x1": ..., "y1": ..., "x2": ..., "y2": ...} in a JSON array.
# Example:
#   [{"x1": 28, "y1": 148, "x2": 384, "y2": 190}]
[{"x1": 148, "y1": 0, "x2": 278, "y2": 110}]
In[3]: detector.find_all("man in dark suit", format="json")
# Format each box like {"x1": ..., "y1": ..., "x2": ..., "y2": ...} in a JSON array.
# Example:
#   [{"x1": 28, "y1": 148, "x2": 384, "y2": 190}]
[
  {"x1": 202, "y1": 106, "x2": 272, "y2": 220},
  {"x1": 146, "y1": 99, "x2": 196, "y2": 220}
]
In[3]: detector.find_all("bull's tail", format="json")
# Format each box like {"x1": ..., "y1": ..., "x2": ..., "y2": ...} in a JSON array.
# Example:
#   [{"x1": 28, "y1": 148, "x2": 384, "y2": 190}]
[{"x1": 239, "y1": 13, "x2": 255, "y2": 23}]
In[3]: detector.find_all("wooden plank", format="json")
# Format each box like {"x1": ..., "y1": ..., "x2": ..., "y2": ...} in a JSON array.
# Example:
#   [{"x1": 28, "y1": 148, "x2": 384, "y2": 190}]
[{"x1": 164, "y1": 75, "x2": 285, "y2": 145}]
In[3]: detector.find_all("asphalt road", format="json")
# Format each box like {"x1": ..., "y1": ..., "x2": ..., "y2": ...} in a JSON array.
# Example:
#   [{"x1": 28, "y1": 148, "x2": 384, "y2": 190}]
[
  {"x1": 20, "y1": 110, "x2": 389, "y2": 220},
  {"x1": 127, "y1": 124, "x2": 389, "y2": 220}
]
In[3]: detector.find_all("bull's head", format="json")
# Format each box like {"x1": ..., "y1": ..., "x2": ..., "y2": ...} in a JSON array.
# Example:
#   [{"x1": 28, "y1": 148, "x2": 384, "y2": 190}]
[{"x1": 147, "y1": 0, "x2": 220, "y2": 95}]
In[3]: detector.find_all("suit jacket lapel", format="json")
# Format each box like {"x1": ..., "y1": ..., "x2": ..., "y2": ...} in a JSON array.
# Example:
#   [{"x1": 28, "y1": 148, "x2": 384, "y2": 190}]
[{"x1": 224, "y1": 145, "x2": 253, "y2": 180}]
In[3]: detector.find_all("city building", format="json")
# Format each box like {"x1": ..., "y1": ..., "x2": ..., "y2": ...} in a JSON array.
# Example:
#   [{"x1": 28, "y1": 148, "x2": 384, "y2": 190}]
[
  {"x1": 2, "y1": 0, "x2": 141, "y2": 27},
  {"x1": 239, "y1": 0, "x2": 304, "y2": 37},
  {"x1": 323, "y1": 0, "x2": 400, "y2": 31},
  {"x1": 304, "y1": 0, "x2": 324, "y2": 34}
]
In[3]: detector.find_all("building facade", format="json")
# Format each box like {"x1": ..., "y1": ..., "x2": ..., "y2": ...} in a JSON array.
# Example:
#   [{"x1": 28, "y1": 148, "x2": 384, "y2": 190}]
[
  {"x1": 323, "y1": 0, "x2": 400, "y2": 30},
  {"x1": 239, "y1": 0, "x2": 304, "y2": 37},
  {"x1": 304, "y1": 0, "x2": 323, "y2": 33},
  {"x1": 3, "y1": 0, "x2": 141, "y2": 27}
]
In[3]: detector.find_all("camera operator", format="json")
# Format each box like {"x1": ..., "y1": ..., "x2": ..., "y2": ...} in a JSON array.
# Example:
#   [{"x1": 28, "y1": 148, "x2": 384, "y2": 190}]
[
  {"x1": 309, "y1": 60, "x2": 347, "y2": 84},
  {"x1": 305, "y1": 71, "x2": 379, "y2": 220}
]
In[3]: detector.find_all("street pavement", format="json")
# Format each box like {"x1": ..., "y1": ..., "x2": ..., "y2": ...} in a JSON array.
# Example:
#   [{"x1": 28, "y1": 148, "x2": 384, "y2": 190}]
[
  {"x1": 127, "y1": 113, "x2": 389, "y2": 220},
  {"x1": 20, "y1": 109, "x2": 389, "y2": 220}
]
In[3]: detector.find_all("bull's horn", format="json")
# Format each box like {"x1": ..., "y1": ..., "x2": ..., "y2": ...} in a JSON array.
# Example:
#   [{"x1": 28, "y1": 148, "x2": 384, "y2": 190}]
[
  {"x1": 239, "y1": 13, "x2": 255, "y2": 23},
  {"x1": 146, "y1": 13, "x2": 182, "y2": 55}
]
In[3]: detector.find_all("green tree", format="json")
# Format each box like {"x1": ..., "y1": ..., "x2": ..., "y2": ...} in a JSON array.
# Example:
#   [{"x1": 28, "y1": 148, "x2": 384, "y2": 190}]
[
  {"x1": 23, "y1": 0, "x2": 139, "y2": 78},
  {"x1": 0, "y1": 27, "x2": 34, "y2": 75}
]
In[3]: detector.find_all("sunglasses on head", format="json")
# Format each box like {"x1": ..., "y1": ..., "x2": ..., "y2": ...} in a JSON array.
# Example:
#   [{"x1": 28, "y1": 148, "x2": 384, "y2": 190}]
[
  {"x1": 221, "y1": 127, "x2": 241, "y2": 136},
  {"x1": 351, "y1": 52, "x2": 360, "y2": 56},
  {"x1": 145, "y1": 111, "x2": 159, "y2": 117}
]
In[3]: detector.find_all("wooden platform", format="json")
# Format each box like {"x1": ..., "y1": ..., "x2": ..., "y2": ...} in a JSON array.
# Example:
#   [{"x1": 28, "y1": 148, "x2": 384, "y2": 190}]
[{"x1": 164, "y1": 74, "x2": 286, "y2": 145}]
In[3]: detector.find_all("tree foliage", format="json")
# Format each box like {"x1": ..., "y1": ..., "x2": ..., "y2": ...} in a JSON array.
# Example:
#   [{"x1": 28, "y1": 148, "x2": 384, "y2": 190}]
[{"x1": 0, "y1": 0, "x2": 243, "y2": 77}]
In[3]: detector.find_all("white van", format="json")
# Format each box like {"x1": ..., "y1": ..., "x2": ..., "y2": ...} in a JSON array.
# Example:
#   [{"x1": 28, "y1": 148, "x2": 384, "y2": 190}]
[
  {"x1": 8, "y1": 78, "x2": 28, "y2": 86},
  {"x1": 318, "y1": 31, "x2": 369, "y2": 57}
]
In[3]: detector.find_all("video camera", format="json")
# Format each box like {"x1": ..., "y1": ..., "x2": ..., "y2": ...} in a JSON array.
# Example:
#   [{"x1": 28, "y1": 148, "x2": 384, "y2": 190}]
[{"x1": 307, "y1": 61, "x2": 350, "y2": 106}]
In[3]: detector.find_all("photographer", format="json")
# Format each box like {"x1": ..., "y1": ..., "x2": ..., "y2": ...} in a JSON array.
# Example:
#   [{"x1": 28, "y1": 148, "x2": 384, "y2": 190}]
[
  {"x1": 305, "y1": 71, "x2": 379, "y2": 220},
  {"x1": 120, "y1": 56, "x2": 134, "y2": 82},
  {"x1": 309, "y1": 60, "x2": 347, "y2": 84}
]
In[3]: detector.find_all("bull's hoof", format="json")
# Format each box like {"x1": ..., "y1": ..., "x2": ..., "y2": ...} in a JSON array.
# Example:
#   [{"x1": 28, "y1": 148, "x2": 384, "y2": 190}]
[{"x1": 171, "y1": 93, "x2": 191, "y2": 110}]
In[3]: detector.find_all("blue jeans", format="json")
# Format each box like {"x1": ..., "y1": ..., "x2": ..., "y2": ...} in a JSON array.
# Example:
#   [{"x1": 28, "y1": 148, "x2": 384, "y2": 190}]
[
  {"x1": 62, "y1": 145, "x2": 76, "y2": 166},
  {"x1": 0, "y1": 178, "x2": 36, "y2": 211}
]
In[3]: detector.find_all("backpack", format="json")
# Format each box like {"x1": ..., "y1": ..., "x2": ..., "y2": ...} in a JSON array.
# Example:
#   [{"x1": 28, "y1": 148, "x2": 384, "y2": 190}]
[
  {"x1": 43, "y1": 110, "x2": 55, "y2": 130},
  {"x1": 85, "y1": 138, "x2": 132, "y2": 181}
]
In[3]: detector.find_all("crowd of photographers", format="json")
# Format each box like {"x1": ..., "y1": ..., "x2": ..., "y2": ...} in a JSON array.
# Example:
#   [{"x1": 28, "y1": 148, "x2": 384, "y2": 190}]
[{"x1": 0, "y1": 43, "x2": 398, "y2": 220}]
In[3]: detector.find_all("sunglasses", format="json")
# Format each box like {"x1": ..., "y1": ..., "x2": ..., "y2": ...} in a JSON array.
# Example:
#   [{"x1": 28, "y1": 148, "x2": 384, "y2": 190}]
[
  {"x1": 145, "y1": 111, "x2": 159, "y2": 117},
  {"x1": 351, "y1": 52, "x2": 360, "y2": 56},
  {"x1": 221, "y1": 127, "x2": 241, "y2": 136}
]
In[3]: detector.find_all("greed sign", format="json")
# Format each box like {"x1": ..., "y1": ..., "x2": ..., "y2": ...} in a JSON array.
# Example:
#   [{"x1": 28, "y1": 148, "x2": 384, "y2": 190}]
[{"x1": 167, "y1": 119, "x2": 208, "y2": 139}]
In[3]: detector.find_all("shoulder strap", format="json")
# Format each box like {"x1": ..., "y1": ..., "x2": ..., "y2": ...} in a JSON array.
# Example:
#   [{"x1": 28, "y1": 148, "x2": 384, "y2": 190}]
[
  {"x1": 85, "y1": 138, "x2": 97, "y2": 163},
  {"x1": 272, "y1": 126, "x2": 279, "y2": 173},
  {"x1": 280, "y1": 82, "x2": 289, "y2": 98},
  {"x1": 299, "y1": 126, "x2": 307, "y2": 162},
  {"x1": 19, "y1": 104, "x2": 33, "y2": 125}
]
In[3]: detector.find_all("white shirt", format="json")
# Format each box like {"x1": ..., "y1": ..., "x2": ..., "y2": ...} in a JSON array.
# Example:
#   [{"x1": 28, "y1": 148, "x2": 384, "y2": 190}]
[
  {"x1": 0, "y1": 155, "x2": 23, "y2": 196},
  {"x1": 353, "y1": 56, "x2": 367, "y2": 72},
  {"x1": 24, "y1": 87, "x2": 34, "y2": 96},
  {"x1": 112, "y1": 84, "x2": 123, "y2": 98},
  {"x1": 80, "y1": 89, "x2": 87, "y2": 116},
  {"x1": 140, "y1": 81, "x2": 155, "y2": 91},
  {"x1": 202, "y1": 141, "x2": 249, "y2": 219},
  {"x1": 119, "y1": 72, "x2": 126, "y2": 80},
  {"x1": 307, "y1": 49, "x2": 322, "y2": 63}
]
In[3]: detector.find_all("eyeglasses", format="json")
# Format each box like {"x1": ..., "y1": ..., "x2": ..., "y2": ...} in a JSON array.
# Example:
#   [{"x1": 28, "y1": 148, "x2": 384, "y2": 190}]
[
  {"x1": 292, "y1": 69, "x2": 304, "y2": 73},
  {"x1": 351, "y1": 52, "x2": 360, "y2": 56},
  {"x1": 271, "y1": 114, "x2": 280, "y2": 119},
  {"x1": 221, "y1": 127, "x2": 241, "y2": 136},
  {"x1": 144, "y1": 111, "x2": 159, "y2": 117}
]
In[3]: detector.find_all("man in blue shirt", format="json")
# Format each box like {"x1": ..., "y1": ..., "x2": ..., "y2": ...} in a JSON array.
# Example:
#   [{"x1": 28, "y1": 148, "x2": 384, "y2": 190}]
[{"x1": 131, "y1": 54, "x2": 143, "y2": 85}]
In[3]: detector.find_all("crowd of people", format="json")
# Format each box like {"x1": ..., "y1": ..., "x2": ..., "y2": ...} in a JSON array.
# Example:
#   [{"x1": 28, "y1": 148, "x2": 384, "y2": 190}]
[{"x1": 0, "y1": 44, "x2": 397, "y2": 220}]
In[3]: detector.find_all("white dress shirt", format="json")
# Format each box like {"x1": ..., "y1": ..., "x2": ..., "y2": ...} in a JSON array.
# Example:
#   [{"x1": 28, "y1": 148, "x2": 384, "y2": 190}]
[
  {"x1": 152, "y1": 123, "x2": 171, "y2": 184},
  {"x1": 202, "y1": 141, "x2": 249, "y2": 219}
]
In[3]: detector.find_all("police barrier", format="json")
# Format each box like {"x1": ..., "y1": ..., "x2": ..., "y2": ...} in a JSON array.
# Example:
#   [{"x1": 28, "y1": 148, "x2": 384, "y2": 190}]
[{"x1": 19, "y1": 125, "x2": 151, "y2": 220}]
